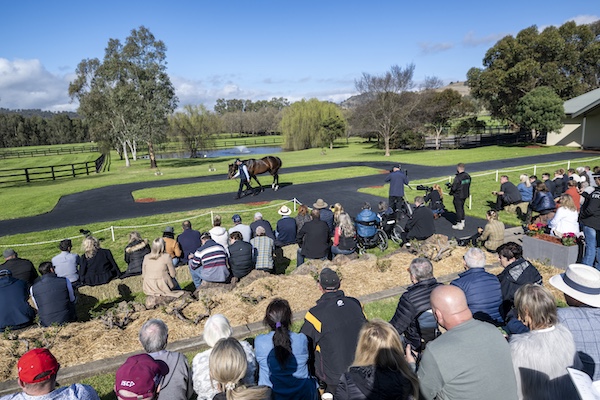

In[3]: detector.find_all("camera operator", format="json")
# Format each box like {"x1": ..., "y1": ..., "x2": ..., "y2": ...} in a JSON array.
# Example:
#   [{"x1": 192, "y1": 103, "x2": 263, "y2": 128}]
[
  {"x1": 385, "y1": 164, "x2": 409, "y2": 214},
  {"x1": 450, "y1": 163, "x2": 471, "y2": 231}
]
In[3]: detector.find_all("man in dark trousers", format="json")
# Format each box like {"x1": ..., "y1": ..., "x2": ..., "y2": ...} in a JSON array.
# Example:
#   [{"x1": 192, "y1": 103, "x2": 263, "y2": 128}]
[
  {"x1": 30, "y1": 261, "x2": 76, "y2": 327},
  {"x1": 493, "y1": 175, "x2": 521, "y2": 211},
  {"x1": 1, "y1": 248, "x2": 37, "y2": 287},
  {"x1": 450, "y1": 163, "x2": 471, "y2": 231},
  {"x1": 296, "y1": 209, "x2": 330, "y2": 267},
  {"x1": 232, "y1": 158, "x2": 254, "y2": 199},
  {"x1": 385, "y1": 164, "x2": 409, "y2": 214},
  {"x1": 401, "y1": 196, "x2": 435, "y2": 244},
  {"x1": 300, "y1": 268, "x2": 366, "y2": 395}
]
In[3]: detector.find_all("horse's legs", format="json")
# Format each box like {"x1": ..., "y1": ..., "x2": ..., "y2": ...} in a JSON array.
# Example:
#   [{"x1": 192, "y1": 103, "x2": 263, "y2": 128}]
[
  {"x1": 272, "y1": 172, "x2": 279, "y2": 191},
  {"x1": 252, "y1": 175, "x2": 264, "y2": 192}
]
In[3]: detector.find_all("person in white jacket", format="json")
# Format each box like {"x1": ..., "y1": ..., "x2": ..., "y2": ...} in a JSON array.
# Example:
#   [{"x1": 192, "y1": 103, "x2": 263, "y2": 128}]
[
  {"x1": 209, "y1": 215, "x2": 229, "y2": 255},
  {"x1": 548, "y1": 194, "x2": 580, "y2": 237}
]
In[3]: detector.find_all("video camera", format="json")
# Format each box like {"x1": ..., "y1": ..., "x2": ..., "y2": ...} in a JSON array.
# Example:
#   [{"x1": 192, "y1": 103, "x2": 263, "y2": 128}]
[
  {"x1": 445, "y1": 182, "x2": 452, "y2": 189},
  {"x1": 416, "y1": 185, "x2": 433, "y2": 193}
]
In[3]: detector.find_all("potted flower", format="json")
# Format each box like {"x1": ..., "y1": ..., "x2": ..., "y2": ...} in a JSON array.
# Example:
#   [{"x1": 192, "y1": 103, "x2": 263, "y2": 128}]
[{"x1": 522, "y1": 229, "x2": 581, "y2": 269}]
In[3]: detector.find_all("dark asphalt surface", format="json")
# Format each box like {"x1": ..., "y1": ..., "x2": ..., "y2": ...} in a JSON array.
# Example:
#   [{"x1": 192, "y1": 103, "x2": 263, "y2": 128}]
[{"x1": 0, "y1": 151, "x2": 596, "y2": 239}]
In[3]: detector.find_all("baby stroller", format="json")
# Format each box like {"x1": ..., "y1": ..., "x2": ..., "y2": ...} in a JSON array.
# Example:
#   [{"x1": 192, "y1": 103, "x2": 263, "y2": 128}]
[{"x1": 355, "y1": 219, "x2": 388, "y2": 254}]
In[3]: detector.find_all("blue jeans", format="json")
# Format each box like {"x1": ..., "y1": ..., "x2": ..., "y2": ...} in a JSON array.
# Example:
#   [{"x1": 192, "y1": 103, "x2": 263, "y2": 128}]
[
  {"x1": 189, "y1": 262, "x2": 202, "y2": 288},
  {"x1": 296, "y1": 248, "x2": 327, "y2": 267},
  {"x1": 582, "y1": 225, "x2": 600, "y2": 269},
  {"x1": 331, "y1": 246, "x2": 356, "y2": 256}
]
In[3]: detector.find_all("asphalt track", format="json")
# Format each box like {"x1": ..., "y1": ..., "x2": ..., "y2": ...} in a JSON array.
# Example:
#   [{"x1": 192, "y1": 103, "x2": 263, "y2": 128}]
[{"x1": 0, "y1": 151, "x2": 596, "y2": 239}]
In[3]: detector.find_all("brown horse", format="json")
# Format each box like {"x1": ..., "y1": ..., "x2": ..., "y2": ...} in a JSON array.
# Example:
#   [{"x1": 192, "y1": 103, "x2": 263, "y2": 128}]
[{"x1": 228, "y1": 156, "x2": 282, "y2": 191}]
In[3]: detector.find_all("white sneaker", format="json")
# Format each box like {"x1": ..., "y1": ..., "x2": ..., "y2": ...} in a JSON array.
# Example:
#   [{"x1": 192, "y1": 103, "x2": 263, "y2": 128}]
[{"x1": 452, "y1": 221, "x2": 465, "y2": 230}]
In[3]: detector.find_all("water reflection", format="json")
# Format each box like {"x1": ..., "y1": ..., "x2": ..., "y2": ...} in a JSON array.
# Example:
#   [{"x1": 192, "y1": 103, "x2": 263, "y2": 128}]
[{"x1": 149, "y1": 146, "x2": 282, "y2": 159}]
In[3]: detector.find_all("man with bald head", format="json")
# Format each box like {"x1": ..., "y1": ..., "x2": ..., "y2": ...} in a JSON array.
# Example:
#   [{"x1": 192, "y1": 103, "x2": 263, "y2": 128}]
[{"x1": 413, "y1": 285, "x2": 518, "y2": 400}]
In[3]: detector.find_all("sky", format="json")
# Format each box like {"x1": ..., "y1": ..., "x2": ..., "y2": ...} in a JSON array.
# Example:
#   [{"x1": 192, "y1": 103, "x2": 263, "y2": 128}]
[{"x1": 0, "y1": 0, "x2": 597, "y2": 112}]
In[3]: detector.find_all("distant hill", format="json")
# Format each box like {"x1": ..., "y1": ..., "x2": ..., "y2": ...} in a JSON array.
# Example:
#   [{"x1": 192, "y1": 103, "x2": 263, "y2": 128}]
[{"x1": 0, "y1": 108, "x2": 80, "y2": 119}]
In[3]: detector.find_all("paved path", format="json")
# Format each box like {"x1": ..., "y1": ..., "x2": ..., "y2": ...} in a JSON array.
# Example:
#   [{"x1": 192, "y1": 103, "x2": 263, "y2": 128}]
[{"x1": 0, "y1": 151, "x2": 596, "y2": 239}]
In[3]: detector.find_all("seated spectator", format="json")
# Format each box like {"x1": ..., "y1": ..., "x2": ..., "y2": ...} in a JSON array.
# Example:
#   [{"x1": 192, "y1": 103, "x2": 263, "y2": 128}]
[
  {"x1": 80, "y1": 236, "x2": 121, "y2": 287},
  {"x1": 314, "y1": 198, "x2": 334, "y2": 235},
  {"x1": 549, "y1": 194, "x2": 580, "y2": 238},
  {"x1": 332, "y1": 202, "x2": 345, "y2": 226},
  {"x1": 553, "y1": 169, "x2": 567, "y2": 197},
  {"x1": 355, "y1": 202, "x2": 380, "y2": 239},
  {"x1": 335, "y1": 319, "x2": 419, "y2": 400},
  {"x1": 139, "y1": 319, "x2": 194, "y2": 400},
  {"x1": 251, "y1": 226, "x2": 275, "y2": 273},
  {"x1": 177, "y1": 220, "x2": 201, "y2": 262},
  {"x1": 228, "y1": 232, "x2": 255, "y2": 280},
  {"x1": 162, "y1": 226, "x2": 183, "y2": 266},
  {"x1": 1, "y1": 248, "x2": 37, "y2": 287},
  {"x1": 528, "y1": 182, "x2": 556, "y2": 224},
  {"x1": 51, "y1": 239, "x2": 81, "y2": 287},
  {"x1": 210, "y1": 337, "x2": 271, "y2": 400},
  {"x1": 189, "y1": 233, "x2": 230, "y2": 287},
  {"x1": 294, "y1": 205, "x2": 312, "y2": 235},
  {"x1": 424, "y1": 184, "x2": 445, "y2": 218},
  {"x1": 331, "y1": 213, "x2": 357, "y2": 256},
  {"x1": 192, "y1": 314, "x2": 256, "y2": 400},
  {"x1": 565, "y1": 180, "x2": 581, "y2": 211},
  {"x1": 517, "y1": 174, "x2": 533, "y2": 202},
  {"x1": 296, "y1": 209, "x2": 330, "y2": 267},
  {"x1": 401, "y1": 196, "x2": 435, "y2": 244},
  {"x1": 0, "y1": 269, "x2": 35, "y2": 332},
  {"x1": 115, "y1": 354, "x2": 168, "y2": 400},
  {"x1": 8, "y1": 348, "x2": 99, "y2": 400},
  {"x1": 142, "y1": 238, "x2": 186, "y2": 301},
  {"x1": 255, "y1": 298, "x2": 319, "y2": 400},
  {"x1": 451, "y1": 248, "x2": 503, "y2": 324},
  {"x1": 476, "y1": 209, "x2": 504, "y2": 252},
  {"x1": 209, "y1": 215, "x2": 230, "y2": 254},
  {"x1": 229, "y1": 214, "x2": 252, "y2": 243},
  {"x1": 493, "y1": 175, "x2": 522, "y2": 211},
  {"x1": 542, "y1": 172, "x2": 556, "y2": 197},
  {"x1": 30, "y1": 262, "x2": 76, "y2": 327},
  {"x1": 250, "y1": 212, "x2": 275, "y2": 240},
  {"x1": 123, "y1": 231, "x2": 150, "y2": 278},
  {"x1": 389, "y1": 258, "x2": 442, "y2": 353},
  {"x1": 509, "y1": 284, "x2": 582, "y2": 400},
  {"x1": 377, "y1": 201, "x2": 397, "y2": 237},
  {"x1": 550, "y1": 263, "x2": 600, "y2": 380},
  {"x1": 274, "y1": 205, "x2": 297, "y2": 247}
]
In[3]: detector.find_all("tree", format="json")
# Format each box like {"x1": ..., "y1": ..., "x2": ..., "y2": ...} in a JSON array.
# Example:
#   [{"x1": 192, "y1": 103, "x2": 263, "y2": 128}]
[
  {"x1": 320, "y1": 116, "x2": 346, "y2": 149},
  {"x1": 513, "y1": 86, "x2": 564, "y2": 142},
  {"x1": 467, "y1": 21, "x2": 600, "y2": 124},
  {"x1": 169, "y1": 105, "x2": 218, "y2": 158},
  {"x1": 354, "y1": 64, "x2": 416, "y2": 156},
  {"x1": 69, "y1": 26, "x2": 178, "y2": 168},
  {"x1": 422, "y1": 89, "x2": 476, "y2": 150}
]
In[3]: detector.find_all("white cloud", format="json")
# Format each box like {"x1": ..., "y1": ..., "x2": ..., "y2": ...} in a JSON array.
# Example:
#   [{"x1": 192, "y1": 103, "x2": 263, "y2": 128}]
[
  {"x1": 418, "y1": 42, "x2": 454, "y2": 55},
  {"x1": 567, "y1": 14, "x2": 599, "y2": 25},
  {"x1": 462, "y1": 31, "x2": 507, "y2": 47}
]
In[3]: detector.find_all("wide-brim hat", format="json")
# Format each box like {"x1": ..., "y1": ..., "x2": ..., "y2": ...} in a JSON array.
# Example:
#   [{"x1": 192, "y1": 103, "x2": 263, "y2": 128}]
[
  {"x1": 278, "y1": 205, "x2": 292, "y2": 216},
  {"x1": 313, "y1": 199, "x2": 328, "y2": 209},
  {"x1": 549, "y1": 263, "x2": 600, "y2": 307}
]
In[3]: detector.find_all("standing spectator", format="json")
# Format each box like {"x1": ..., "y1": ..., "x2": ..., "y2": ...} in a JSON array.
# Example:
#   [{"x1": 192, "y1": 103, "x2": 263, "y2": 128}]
[
  {"x1": 229, "y1": 214, "x2": 252, "y2": 243},
  {"x1": 300, "y1": 268, "x2": 366, "y2": 394},
  {"x1": 228, "y1": 232, "x2": 255, "y2": 280},
  {"x1": 4, "y1": 348, "x2": 99, "y2": 400},
  {"x1": 476, "y1": 209, "x2": 505, "y2": 252},
  {"x1": 250, "y1": 212, "x2": 275, "y2": 240},
  {"x1": 251, "y1": 226, "x2": 275, "y2": 273},
  {"x1": 548, "y1": 194, "x2": 580, "y2": 237},
  {"x1": 294, "y1": 205, "x2": 312, "y2": 235},
  {"x1": 189, "y1": 233, "x2": 230, "y2": 287},
  {"x1": 389, "y1": 258, "x2": 442, "y2": 353},
  {"x1": 449, "y1": 162, "x2": 471, "y2": 230},
  {"x1": 139, "y1": 319, "x2": 194, "y2": 400},
  {"x1": 162, "y1": 226, "x2": 182, "y2": 266},
  {"x1": 517, "y1": 174, "x2": 533, "y2": 202},
  {"x1": 450, "y1": 248, "x2": 503, "y2": 324},
  {"x1": 255, "y1": 298, "x2": 318, "y2": 400},
  {"x1": 296, "y1": 209, "x2": 330, "y2": 267},
  {"x1": 410, "y1": 285, "x2": 518, "y2": 400},
  {"x1": 493, "y1": 175, "x2": 522, "y2": 211},
  {"x1": 123, "y1": 231, "x2": 150, "y2": 278},
  {"x1": 331, "y1": 213, "x2": 357, "y2": 256},
  {"x1": 115, "y1": 354, "x2": 168, "y2": 400},
  {"x1": 177, "y1": 220, "x2": 202, "y2": 262},
  {"x1": 142, "y1": 238, "x2": 186, "y2": 302},
  {"x1": 355, "y1": 202, "x2": 380, "y2": 239},
  {"x1": 385, "y1": 165, "x2": 409, "y2": 214},
  {"x1": 79, "y1": 236, "x2": 121, "y2": 287},
  {"x1": 0, "y1": 269, "x2": 35, "y2": 332},
  {"x1": 30, "y1": 262, "x2": 76, "y2": 327},
  {"x1": 1, "y1": 249, "x2": 37, "y2": 287},
  {"x1": 580, "y1": 175, "x2": 600, "y2": 269},
  {"x1": 550, "y1": 263, "x2": 600, "y2": 380},
  {"x1": 401, "y1": 196, "x2": 435, "y2": 244},
  {"x1": 232, "y1": 158, "x2": 254, "y2": 199},
  {"x1": 314, "y1": 198, "x2": 334, "y2": 235},
  {"x1": 274, "y1": 205, "x2": 297, "y2": 247},
  {"x1": 209, "y1": 214, "x2": 229, "y2": 254},
  {"x1": 51, "y1": 239, "x2": 81, "y2": 287}
]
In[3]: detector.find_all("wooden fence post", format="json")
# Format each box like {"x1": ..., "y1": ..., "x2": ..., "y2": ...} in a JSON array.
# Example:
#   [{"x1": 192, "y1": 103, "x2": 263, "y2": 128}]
[
  {"x1": 51, "y1": 166, "x2": 56, "y2": 180},
  {"x1": 25, "y1": 168, "x2": 30, "y2": 183},
  {"x1": 71, "y1": 164, "x2": 76, "y2": 177}
]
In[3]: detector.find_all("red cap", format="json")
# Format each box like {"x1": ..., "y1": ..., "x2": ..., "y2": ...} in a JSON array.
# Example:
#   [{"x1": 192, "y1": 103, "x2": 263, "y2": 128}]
[
  {"x1": 115, "y1": 354, "x2": 168, "y2": 400},
  {"x1": 17, "y1": 348, "x2": 59, "y2": 384}
]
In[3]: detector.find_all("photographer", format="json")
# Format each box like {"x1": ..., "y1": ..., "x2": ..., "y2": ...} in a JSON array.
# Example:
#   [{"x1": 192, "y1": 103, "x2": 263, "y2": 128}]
[
  {"x1": 450, "y1": 163, "x2": 471, "y2": 231},
  {"x1": 422, "y1": 184, "x2": 445, "y2": 219},
  {"x1": 385, "y1": 164, "x2": 409, "y2": 214}
]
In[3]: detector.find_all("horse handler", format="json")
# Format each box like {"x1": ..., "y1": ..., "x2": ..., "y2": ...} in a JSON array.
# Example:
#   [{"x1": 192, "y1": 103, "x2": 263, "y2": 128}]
[{"x1": 233, "y1": 158, "x2": 254, "y2": 199}]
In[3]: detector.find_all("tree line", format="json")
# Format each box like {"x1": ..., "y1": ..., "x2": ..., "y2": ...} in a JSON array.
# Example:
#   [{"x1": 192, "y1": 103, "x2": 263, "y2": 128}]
[{"x1": 0, "y1": 112, "x2": 89, "y2": 148}]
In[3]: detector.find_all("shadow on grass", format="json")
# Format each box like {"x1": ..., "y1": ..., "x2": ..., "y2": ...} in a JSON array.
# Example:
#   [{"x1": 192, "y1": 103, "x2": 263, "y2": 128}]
[{"x1": 76, "y1": 284, "x2": 136, "y2": 322}]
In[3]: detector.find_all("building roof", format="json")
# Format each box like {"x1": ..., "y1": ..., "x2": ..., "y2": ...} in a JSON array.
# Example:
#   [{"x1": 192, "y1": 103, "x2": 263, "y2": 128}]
[{"x1": 564, "y1": 87, "x2": 600, "y2": 118}]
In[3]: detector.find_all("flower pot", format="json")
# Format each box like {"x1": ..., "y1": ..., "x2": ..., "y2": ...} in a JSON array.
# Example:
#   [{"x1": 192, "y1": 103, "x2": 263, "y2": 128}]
[{"x1": 522, "y1": 235, "x2": 580, "y2": 269}]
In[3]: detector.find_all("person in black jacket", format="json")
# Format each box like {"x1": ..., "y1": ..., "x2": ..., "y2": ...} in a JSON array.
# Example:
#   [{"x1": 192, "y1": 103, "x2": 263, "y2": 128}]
[
  {"x1": 228, "y1": 232, "x2": 255, "y2": 280},
  {"x1": 80, "y1": 236, "x2": 122, "y2": 286},
  {"x1": 493, "y1": 175, "x2": 522, "y2": 211},
  {"x1": 401, "y1": 197, "x2": 435, "y2": 245},
  {"x1": 0, "y1": 269, "x2": 35, "y2": 332},
  {"x1": 30, "y1": 262, "x2": 76, "y2": 327},
  {"x1": 122, "y1": 231, "x2": 150, "y2": 278},
  {"x1": 581, "y1": 176, "x2": 600, "y2": 268},
  {"x1": 1, "y1": 248, "x2": 37, "y2": 287},
  {"x1": 296, "y1": 209, "x2": 330, "y2": 267},
  {"x1": 449, "y1": 163, "x2": 471, "y2": 231}
]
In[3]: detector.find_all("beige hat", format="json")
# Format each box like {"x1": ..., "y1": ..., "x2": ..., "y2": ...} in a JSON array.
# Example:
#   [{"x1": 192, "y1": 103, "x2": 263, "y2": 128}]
[
  {"x1": 549, "y1": 263, "x2": 600, "y2": 308},
  {"x1": 313, "y1": 199, "x2": 328, "y2": 209},
  {"x1": 278, "y1": 205, "x2": 292, "y2": 216}
]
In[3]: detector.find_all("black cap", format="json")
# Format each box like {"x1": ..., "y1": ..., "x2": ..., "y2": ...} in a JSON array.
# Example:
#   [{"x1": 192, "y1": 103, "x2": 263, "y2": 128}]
[{"x1": 319, "y1": 268, "x2": 340, "y2": 290}]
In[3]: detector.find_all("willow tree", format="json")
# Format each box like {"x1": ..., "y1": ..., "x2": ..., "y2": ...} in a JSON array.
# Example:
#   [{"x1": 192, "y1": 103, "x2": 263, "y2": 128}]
[
  {"x1": 279, "y1": 99, "x2": 346, "y2": 150},
  {"x1": 169, "y1": 104, "x2": 219, "y2": 158}
]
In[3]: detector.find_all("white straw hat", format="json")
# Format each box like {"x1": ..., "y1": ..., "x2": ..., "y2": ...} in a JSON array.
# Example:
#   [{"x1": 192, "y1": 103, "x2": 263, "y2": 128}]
[{"x1": 549, "y1": 263, "x2": 600, "y2": 307}]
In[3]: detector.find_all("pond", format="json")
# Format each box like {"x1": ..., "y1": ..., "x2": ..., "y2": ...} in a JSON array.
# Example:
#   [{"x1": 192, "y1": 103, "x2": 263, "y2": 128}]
[{"x1": 149, "y1": 145, "x2": 283, "y2": 159}]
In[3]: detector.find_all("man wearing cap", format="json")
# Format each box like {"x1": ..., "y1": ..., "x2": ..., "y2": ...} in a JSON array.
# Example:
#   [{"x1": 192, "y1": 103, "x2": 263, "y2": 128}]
[
  {"x1": 274, "y1": 205, "x2": 297, "y2": 247},
  {"x1": 2, "y1": 348, "x2": 99, "y2": 399},
  {"x1": 385, "y1": 165, "x2": 409, "y2": 215},
  {"x1": 176, "y1": 221, "x2": 201, "y2": 263},
  {"x1": 229, "y1": 214, "x2": 251, "y2": 243},
  {"x1": 1, "y1": 249, "x2": 37, "y2": 287},
  {"x1": 296, "y1": 209, "x2": 331, "y2": 267},
  {"x1": 313, "y1": 199, "x2": 334, "y2": 235},
  {"x1": 51, "y1": 239, "x2": 81, "y2": 287},
  {"x1": 0, "y1": 269, "x2": 35, "y2": 332},
  {"x1": 189, "y1": 233, "x2": 230, "y2": 288},
  {"x1": 249, "y1": 212, "x2": 275, "y2": 240},
  {"x1": 300, "y1": 268, "x2": 366, "y2": 394},
  {"x1": 550, "y1": 263, "x2": 600, "y2": 380},
  {"x1": 232, "y1": 158, "x2": 254, "y2": 199},
  {"x1": 162, "y1": 226, "x2": 182, "y2": 267},
  {"x1": 115, "y1": 353, "x2": 168, "y2": 400}
]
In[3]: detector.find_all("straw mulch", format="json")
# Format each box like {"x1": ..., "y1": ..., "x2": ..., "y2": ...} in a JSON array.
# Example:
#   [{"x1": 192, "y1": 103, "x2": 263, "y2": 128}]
[{"x1": 0, "y1": 246, "x2": 564, "y2": 382}]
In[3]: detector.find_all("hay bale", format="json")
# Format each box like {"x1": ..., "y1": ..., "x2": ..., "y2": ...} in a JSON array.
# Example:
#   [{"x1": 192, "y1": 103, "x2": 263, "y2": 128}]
[
  {"x1": 410, "y1": 234, "x2": 455, "y2": 261},
  {"x1": 332, "y1": 253, "x2": 358, "y2": 265},
  {"x1": 291, "y1": 263, "x2": 319, "y2": 276},
  {"x1": 236, "y1": 270, "x2": 273, "y2": 288}
]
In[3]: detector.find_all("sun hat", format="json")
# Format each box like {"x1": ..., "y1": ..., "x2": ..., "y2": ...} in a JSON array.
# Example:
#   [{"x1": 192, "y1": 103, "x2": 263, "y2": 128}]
[
  {"x1": 319, "y1": 268, "x2": 340, "y2": 290},
  {"x1": 313, "y1": 199, "x2": 328, "y2": 209},
  {"x1": 549, "y1": 263, "x2": 600, "y2": 308},
  {"x1": 163, "y1": 226, "x2": 174, "y2": 234},
  {"x1": 278, "y1": 205, "x2": 292, "y2": 216},
  {"x1": 17, "y1": 348, "x2": 59, "y2": 384},
  {"x1": 115, "y1": 354, "x2": 168, "y2": 400}
]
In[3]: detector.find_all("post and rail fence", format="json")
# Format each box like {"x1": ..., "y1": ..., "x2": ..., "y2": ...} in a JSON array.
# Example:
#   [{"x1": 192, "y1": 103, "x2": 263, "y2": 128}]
[{"x1": 0, "y1": 155, "x2": 105, "y2": 186}]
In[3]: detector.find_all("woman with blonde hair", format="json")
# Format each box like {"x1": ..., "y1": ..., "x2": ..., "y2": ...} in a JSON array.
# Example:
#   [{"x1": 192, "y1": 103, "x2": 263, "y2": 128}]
[
  {"x1": 210, "y1": 337, "x2": 271, "y2": 400},
  {"x1": 548, "y1": 194, "x2": 580, "y2": 238},
  {"x1": 335, "y1": 319, "x2": 419, "y2": 400},
  {"x1": 517, "y1": 174, "x2": 533, "y2": 202},
  {"x1": 142, "y1": 238, "x2": 186, "y2": 302},
  {"x1": 332, "y1": 202, "x2": 345, "y2": 226},
  {"x1": 123, "y1": 231, "x2": 150, "y2": 278},
  {"x1": 80, "y1": 236, "x2": 121, "y2": 286},
  {"x1": 331, "y1": 212, "x2": 357, "y2": 256},
  {"x1": 424, "y1": 184, "x2": 445, "y2": 218}
]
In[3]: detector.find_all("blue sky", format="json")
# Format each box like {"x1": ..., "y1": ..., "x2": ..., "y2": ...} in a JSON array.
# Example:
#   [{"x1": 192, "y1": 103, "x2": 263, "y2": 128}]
[{"x1": 0, "y1": 0, "x2": 597, "y2": 112}]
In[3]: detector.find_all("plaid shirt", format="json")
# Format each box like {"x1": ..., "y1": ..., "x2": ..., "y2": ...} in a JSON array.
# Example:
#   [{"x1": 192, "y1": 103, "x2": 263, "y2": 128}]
[
  {"x1": 478, "y1": 219, "x2": 504, "y2": 251},
  {"x1": 558, "y1": 307, "x2": 600, "y2": 380},
  {"x1": 250, "y1": 236, "x2": 274, "y2": 271}
]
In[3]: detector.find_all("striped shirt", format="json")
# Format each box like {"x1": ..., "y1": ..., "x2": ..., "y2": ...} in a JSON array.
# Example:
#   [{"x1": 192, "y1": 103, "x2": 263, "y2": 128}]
[{"x1": 190, "y1": 240, "x2": 230, "y2": 282}]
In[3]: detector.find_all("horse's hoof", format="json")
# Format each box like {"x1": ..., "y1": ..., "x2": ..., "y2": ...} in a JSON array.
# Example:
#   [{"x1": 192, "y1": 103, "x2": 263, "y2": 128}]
[{"x1": 274, "y1": 185, "x2": 279, "y2": 191}]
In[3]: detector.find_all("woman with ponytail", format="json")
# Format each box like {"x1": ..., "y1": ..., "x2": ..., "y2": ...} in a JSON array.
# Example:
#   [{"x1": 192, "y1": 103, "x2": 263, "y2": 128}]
[{"x1": 254, "y1": 298, "x2": 318, "y2": 400}]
